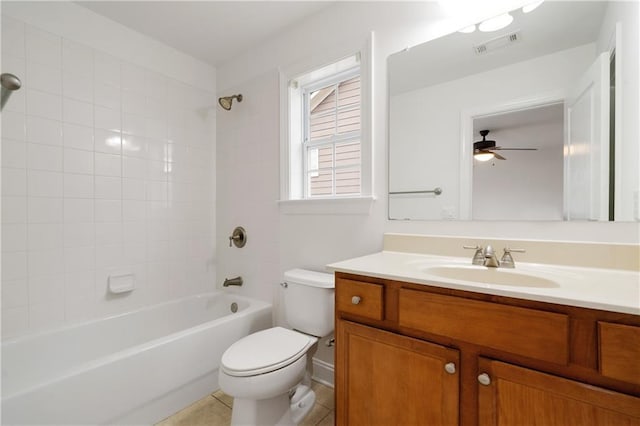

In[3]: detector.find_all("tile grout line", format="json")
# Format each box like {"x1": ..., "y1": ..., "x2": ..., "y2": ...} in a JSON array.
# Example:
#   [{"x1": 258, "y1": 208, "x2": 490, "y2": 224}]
[
  {"x1": 211, "y1": 394, "x2": 233, "y2": 410},
  {"x1": 160, "y1": 384, "x2": 334, "y2": 425},
  {"x1": 314, "y1": 410, "x2": 332, "y2": 426}
]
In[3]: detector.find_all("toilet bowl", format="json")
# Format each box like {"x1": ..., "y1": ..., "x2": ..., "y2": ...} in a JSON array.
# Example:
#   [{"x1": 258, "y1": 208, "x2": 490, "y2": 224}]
[
  {"x1": 219, "y1": 327, "x2": 318, "y2": 425},
  {"x1": 219, "y1": 269, "x2": 334, "y2": 426}
]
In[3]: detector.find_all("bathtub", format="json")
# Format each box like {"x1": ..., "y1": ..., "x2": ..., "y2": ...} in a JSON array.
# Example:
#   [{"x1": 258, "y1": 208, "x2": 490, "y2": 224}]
[{"x1": 1, "y1": 292, "x2": 272, "y2": 425}]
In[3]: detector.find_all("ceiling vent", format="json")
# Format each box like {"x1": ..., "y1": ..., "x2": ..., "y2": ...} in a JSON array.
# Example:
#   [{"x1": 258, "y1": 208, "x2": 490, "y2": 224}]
[{"x1": 473, "y1": 31, "x2": 521, "y2": 55}]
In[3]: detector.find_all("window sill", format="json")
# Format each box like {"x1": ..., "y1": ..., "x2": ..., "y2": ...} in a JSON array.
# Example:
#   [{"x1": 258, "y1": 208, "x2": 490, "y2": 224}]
[{"x1": 278, "y1": 195, "x2": 376, "y2": 215}]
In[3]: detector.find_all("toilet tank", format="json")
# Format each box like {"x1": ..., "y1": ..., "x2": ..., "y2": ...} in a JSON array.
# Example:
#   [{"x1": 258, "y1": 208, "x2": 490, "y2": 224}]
[{"x1": 283, "y1": 269, "x2": 335, "y2": 337}]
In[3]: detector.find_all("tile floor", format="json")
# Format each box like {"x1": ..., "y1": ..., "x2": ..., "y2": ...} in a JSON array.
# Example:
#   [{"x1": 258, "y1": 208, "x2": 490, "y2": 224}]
[{"x1": 156, "y1": 381, "x2": 334, "y2": 426}]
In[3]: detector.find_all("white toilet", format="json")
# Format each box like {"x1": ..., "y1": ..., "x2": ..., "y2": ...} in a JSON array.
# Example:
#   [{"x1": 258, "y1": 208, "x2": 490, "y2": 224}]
[{"x1": 219, "y1": 269, "x2": 335, "y2": 426}]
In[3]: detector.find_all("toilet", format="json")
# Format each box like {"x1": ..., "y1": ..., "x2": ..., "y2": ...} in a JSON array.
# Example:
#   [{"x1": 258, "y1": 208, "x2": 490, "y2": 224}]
[{"x1": 219, "y1": 269, "x2": 335, "y2": 426}]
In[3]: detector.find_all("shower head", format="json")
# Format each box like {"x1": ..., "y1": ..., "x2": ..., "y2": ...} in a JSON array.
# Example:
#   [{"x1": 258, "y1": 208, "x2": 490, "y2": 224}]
[
  {"x1": 2, "y1": 73, "x2": 21, "y2": 91},
  {"x1": 218, "y1": 94, "x2": 243, "y2": 111},
  {"x1": 1, "y1": 73, "x2": 22, "y2": 110}
]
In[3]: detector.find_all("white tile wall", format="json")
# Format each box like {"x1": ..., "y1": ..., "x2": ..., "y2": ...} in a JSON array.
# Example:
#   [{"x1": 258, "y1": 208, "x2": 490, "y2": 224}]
[
  {"x1": 27, "y1": 116, "x2": 62, "y2": 146},
  {"x1": 216, "y1": 71, "x2": 281, "y2": 306},
  {"x1": 1, "y1": 13, "x2": 216, "y2": 338}
]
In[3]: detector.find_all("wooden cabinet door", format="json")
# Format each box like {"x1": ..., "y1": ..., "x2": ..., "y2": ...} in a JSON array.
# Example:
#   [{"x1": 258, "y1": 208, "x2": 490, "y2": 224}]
[
  {"x1": 478, "y1": 358, "x2": 640, "y2": 426},
  {"x1": 336, "y1": 320, "x2": 459, "y2": 426}
]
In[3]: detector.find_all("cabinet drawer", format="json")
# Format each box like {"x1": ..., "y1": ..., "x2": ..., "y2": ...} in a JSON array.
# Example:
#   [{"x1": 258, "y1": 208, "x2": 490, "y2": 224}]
[
  {"x1": 336, "y1": 279, "x2": 384, "y2": 320},
  {"x1": 399, "y1": 289, "x2": 569, "y2": 365},
  {"x1": 599, "y1": 322, "x2": 640, "y2": 385}
]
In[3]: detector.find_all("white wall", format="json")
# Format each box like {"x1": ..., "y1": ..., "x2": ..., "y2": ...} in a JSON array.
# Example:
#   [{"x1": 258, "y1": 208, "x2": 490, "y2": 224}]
[
  {"x1": 216, "y1": 69, "x2": 281, "y2": 304},
  {"x1": 216, "y1": 2, "x2": 440, "y2": 302},
  {"x1": 389, "y1": 44, "x2": 592, "y2": 220},
  {"x1": 215, "y1": 1, "x2": 639, "y2": 373},
  {"x1": 216, "y1": 1, "x2": 639, "y2": 293},
  {"x1": 1, "y1": 2, "x2": 217, "y2": 338},
  {"x1": 216, "y1": 1, "x2": 454, "y2": 295}
]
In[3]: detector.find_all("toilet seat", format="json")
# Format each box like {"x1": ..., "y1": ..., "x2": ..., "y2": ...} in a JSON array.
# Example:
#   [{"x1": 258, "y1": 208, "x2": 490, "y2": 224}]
[{"x1": 221, "y1": 327, "x2": 316, "y2": 377}]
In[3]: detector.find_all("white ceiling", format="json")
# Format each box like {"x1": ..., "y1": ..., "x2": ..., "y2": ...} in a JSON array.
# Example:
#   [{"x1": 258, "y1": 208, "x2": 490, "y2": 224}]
[
  {"x1": 474, "y1": 102, "x2": 563, "y2": 133},
  {"x1": 474, "y1": 103, "x2": 564, "y2": 148},
  {"x1": 389, "y1": 1, "x2": 608, "y2": 95},
  {"x1": 76, "y1": 1, "x2": 334, "y2": 66}
]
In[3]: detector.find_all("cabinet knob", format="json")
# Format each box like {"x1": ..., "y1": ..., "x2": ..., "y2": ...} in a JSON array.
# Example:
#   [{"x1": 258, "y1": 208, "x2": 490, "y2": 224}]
[
  {"x1": 444, "y1": 362, "x2": 456, "y2": 374},
  {"x1": 477, "y1": 373, "x2": 491, "y2": 386},
  {"x1": 351, "y1": 296, "x2": 361, "y2": 305}
]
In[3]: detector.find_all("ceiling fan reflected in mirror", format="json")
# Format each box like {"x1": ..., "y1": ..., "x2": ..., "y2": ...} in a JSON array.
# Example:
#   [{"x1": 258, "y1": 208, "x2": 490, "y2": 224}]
[{"x1": 473, "y1": 130, "x2": 537, "y2": 161}]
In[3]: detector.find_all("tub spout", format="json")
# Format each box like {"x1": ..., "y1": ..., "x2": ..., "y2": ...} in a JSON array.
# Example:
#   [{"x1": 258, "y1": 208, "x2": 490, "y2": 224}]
[{"x1": 223, "y1": 276, "x2": 243, "y2": 287}]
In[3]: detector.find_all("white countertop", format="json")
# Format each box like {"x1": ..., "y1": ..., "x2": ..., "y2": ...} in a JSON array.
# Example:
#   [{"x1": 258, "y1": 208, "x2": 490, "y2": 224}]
[{"x1": 327, "y1": 251, "x2": 640, "y2": 315}]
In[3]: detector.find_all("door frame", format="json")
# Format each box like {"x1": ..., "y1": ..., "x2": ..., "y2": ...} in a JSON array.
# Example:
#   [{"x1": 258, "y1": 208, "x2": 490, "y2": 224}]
[{"x1": 459, "y1": 90, "x2": 565, "y2": 220}]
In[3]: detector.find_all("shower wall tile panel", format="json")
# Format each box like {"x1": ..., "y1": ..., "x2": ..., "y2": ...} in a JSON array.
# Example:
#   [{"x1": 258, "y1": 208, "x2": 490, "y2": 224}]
[{"x1": 1, "y1": 13, "x2": 216, "y2": 338}]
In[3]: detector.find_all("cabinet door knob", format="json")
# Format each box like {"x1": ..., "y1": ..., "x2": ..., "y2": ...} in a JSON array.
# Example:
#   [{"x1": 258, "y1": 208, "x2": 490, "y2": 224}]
[
  {"x1": 444, "y1": 362, "x2": 456, "y2": 374},
  {"x1": 477, "y1": 373, "x2": 491, "y2": 386},
  {"x1": 351, "y1": 296, "x2": 361, "y2": 305}
]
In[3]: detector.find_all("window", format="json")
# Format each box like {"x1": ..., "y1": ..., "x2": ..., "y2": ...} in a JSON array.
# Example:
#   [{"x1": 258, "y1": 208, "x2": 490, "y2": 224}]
[
  {"x1": 304, "y1": 70, "x2": 361, "y2": 197},
  {"x1": 283, "y1": 52, "x2": 371, "y2": 202},
  {"x1": 280, "y1": 37, "x2": 374, "y2": 214}
]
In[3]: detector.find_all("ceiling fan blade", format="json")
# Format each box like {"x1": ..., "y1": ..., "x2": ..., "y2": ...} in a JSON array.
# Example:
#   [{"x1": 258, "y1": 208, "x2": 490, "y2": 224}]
[
  {"x1": 493, "y1": 147, "x2": 538, "y2": 151},
  {"x1": 493, "y1": 152, "x2": 506, "y2": 160}
]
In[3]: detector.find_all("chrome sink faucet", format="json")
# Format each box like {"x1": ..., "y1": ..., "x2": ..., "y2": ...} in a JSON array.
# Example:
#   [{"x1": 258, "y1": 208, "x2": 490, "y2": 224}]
[
  {"x1": 482, "y1": 245, "x2": 500, "y2": 268},
  {"x1": 463, "y1": 245, "x2": 485, "y2": 265},
  {"x1": 464, "y1": 245, "x2": 525, "y2": 268},
  {"x1": 463, "y1": 244, "x2": 498, "y2": 266},
  {"x1": 500, "y1": 247, "x2": 526, "y2": 268}
]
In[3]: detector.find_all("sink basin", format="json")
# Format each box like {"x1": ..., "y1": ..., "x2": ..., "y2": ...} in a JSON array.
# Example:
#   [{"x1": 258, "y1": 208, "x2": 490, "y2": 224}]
[{"x1": 422, "y1": 265, "x2": 559, "y2": 288}]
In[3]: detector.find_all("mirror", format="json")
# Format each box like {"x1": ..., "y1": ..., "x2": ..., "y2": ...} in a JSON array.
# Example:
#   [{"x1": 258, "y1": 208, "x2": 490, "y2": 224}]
[{"x1": 388, "y1": 1, "x2": 638, "y2": 221}]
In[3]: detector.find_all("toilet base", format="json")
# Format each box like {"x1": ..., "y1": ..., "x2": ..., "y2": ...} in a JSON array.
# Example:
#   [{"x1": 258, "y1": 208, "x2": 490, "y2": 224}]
[
  {"x1": 290, "y1": 385, "x2": 316, "y2": 424},
  {"x1": 231, "y1": 394, "x2": 293, "y2": 426},
  {"x1": 229, "y1": 385, "x2": 316, "y2": 426}
]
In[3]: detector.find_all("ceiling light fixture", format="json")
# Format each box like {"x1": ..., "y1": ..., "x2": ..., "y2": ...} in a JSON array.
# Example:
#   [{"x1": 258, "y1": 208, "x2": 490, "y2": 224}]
[
  {"x1": 474, "y1": 152, "x2": 495, "y2": 162},
  {"x1": 522, "y1": 0, "x2": 544, "y2": 13},
  {"x1": 479, "y1": 13, "x2": 514, "y2": 32}
]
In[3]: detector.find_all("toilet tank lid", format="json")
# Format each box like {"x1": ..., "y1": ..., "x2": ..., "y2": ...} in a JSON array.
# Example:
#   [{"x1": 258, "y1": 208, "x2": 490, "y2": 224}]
[{"x1": 283, "y1": 269, "x2": 334, "y2": 288}]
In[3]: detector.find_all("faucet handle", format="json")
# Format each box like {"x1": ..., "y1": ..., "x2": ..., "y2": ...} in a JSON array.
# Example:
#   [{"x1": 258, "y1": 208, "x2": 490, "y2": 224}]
[
  {"x1": 501, "y1": 247, "x2": 525, "y2": 268},
  {"x1": 504, "y1": 247, "x2": 525, "y2": 254},
  {"x1": 228, "y1": 226, "x2": 247, "y2": 248},
  {"x1": 463, "y1": 245, "x2": 484, "y2": 265}
]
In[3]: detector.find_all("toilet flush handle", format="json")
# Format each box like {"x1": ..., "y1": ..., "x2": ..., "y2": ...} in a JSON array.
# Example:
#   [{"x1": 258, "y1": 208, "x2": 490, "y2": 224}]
[{"x1": 351, "y1": 296, "x2": 361, "y2": 305}]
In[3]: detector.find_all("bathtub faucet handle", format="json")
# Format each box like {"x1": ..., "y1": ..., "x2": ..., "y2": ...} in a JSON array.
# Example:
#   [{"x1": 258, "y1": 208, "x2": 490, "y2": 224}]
[
  {"x1": 223, "y1": 276, "x2": 243, "y2": 287},
  {"x1": 228, "y1": 226, "x2": 247, "y2": 248}
]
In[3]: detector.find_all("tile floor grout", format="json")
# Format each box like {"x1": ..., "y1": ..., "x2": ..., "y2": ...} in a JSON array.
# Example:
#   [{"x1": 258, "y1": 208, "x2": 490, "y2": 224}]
[
  {"x1": 212, "y1": 393, "x2": 233, "y2": 410},
  {"x1": 156, "y1": 380, "x2": 334, "y2": 426},
  {"x1": 314, "y1": 410, "x2": 333, "y2": 426}
]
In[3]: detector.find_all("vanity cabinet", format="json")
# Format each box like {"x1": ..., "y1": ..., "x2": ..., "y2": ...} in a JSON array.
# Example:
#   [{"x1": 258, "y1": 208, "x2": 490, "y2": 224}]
[
  {"x1": 598, "y1": 322, "x2": 640, "y2": 385},
  {"x1": 477, "y1": 358, "x2": 640, "y2": 426},
  {"x1": 336, "y1": 320, "x2": 459, "y2": 426},
  {"x1": 334, "y1": 272, "x2": 640, "y2": 426}
]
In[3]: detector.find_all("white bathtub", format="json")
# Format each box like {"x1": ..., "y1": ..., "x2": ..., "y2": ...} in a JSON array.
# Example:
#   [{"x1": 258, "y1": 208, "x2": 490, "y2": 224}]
[{"x1": 1, "y1": 292, "x2": 272, "y2": 425}]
